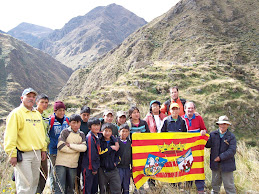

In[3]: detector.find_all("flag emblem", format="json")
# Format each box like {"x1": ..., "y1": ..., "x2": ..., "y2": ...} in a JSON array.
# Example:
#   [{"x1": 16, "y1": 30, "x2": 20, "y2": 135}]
[
  {"x1": 144, "y1": 154, "x2": 167, "y2": 176},
  {"x1": 176, "y1": 148, "x2": 193, "y2": 173}
]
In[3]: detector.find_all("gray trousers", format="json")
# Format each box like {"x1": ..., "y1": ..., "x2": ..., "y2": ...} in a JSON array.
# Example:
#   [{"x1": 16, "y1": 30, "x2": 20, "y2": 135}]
[
  {"x1": 49, "y1": 154, "x2": 57, "y2": 192},
  {"x1": 211, "y1": 170, "x2": 236, "y2": 194},
  {"x1": 98, "y1": 167, "x2": 121, "y2": 194}
]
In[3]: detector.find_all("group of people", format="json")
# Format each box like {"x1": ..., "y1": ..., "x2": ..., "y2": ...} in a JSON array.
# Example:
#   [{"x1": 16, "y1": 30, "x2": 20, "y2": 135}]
[{"x1": 4, "y1": 86, "x2": 237, "y2": 194}]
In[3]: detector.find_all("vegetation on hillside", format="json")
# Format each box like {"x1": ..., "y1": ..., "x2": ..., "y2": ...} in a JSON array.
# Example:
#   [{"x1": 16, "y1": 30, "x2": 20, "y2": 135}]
[
  {"x1": 0, "y1": 33, "x2": 73, "y2": 119},
  {"x1": 58, "y1": 0, "x2": 259, "y2": 143},
  {"x1": 61, "y1": 61, "x2": 259, "y2": 146}
]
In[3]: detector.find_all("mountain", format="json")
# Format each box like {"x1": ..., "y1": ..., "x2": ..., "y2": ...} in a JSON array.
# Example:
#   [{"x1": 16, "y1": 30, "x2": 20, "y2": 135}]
[
  {"x1": 58, "y1": 0, "x2": 259, "y2": 143},
  {"x1": 0, "y1": 30, "x2": 5, "y2": 34},
  {"x1": 39, "y1": 3, "x2": 147, "y2": 69},
  {"x1": 0, "y1": 33, "x2": 73, "y2": 118},
  {"x1": 7, "y1": 22, "x2": 53, "y2": 48}
]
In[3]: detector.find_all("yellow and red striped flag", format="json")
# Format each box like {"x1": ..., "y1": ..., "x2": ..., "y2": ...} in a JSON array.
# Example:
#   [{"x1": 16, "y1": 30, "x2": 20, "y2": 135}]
[{"x1": 132, "y1": 132, "x2": 209, "y2": 189}]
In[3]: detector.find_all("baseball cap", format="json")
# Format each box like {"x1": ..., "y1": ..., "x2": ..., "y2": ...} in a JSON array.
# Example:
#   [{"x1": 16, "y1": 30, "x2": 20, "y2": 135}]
[
  {"x1": 22, "y1": 88, "x2": 38, "y2": 96},
  {"x1": 117, "y1": 111, "x2": 127, "y2": 118},
  {"x1": 103, "y1": 110, "x2": 114, "y2": 116},
  {"x1": 150, "y1": 100, "x2": 161, "y2": 107},
  {"x1": 170, "y1": 103, "x2": 180, "y2": 109}
]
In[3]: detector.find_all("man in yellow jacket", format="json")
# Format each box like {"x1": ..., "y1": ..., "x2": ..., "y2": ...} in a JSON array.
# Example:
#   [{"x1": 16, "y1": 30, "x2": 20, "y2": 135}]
[{"x1": 4, "y1": 88, "x2": 47, "y2": 194}]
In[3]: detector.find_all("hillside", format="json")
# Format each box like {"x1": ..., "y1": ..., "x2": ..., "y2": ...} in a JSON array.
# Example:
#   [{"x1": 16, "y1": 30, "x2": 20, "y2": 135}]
[
  {"x1": 7, "y1": 22, "x2": 53, "y2": 48},
  {"x1": 39, "y1": 3, "x2": 147, "y2": 69},
  {"x1": 0, "y1": 33, "x2": 73, "y2": 118},
  {"x1": 58, "y1": 0, "x2": 259, "y2": 143}
]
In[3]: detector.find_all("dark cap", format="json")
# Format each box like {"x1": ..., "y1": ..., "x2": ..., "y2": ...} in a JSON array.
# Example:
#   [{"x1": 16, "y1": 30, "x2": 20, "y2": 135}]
[
  {"x1": 54, "y1": 101, "x2": 66, "y2": 111},
  {"x1": 150, "y1": 100, "x2": 161, "y2": 107}
]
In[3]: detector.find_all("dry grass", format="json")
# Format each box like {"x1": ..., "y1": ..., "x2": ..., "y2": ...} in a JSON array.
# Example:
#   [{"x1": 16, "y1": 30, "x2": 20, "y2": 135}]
[
  {"x1": 234, "y1": 141, "x2": 259, "y2": 192},
  {"x1": 1, "y1": 119, "x2": 259, "y2": 193},
  {"x1": 0, "y1": 125, "x2": 16, "y2": 193}
]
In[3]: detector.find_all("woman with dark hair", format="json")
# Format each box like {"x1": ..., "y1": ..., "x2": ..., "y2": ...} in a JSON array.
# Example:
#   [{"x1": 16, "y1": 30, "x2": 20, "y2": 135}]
[
  {"x1": 127, "y1": 106, "x2": 150, "y2": 133},
  {"x1": 144, "y1": 100, "x2": 167, "y2": 133}
]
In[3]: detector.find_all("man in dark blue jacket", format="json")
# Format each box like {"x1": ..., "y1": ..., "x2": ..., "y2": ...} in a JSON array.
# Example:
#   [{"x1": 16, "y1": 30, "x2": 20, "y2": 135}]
[{"x1": 205, "y1": 115, "x2": 236, "y2": 194}]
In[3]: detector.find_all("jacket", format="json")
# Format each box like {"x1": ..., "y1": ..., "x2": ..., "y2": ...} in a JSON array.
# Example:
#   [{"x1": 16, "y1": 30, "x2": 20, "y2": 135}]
[
  {"x1": 99, "y1": 135, "x2": 120, "y2": 172},
  {"x1": 48, "y1": 114, "x2": 69, "y2": 154},
  {"x1": 128, "y1": 119, "x2": 150, "y2": 134},
  {"x1": 80, "y1": 119, "x2": 89, "y2": 136},
  {"x1": 144, "y1": 112, "x2": 167, "y2": 133},
  {"x1": 160, "y1": 98, "x2": 186, "y2": 116},
  {"x1": 160, "y1": 115, "x2": 188, "y2": 132},
  {"x1": 4, "y1": 105, "x2": 47, "y2": 157},
  {"x1": 39, "y1": 110, "x2": 50, "y2": 145},
  {"x1": 82, "y1": 131, "x2": 100, "y2": 172},
  {"x1": 205, "y1": 129, "x2": 236, "y2": 172},
  {"x1": 117, "y1": 138, "x2": 132, "y2": 168}
]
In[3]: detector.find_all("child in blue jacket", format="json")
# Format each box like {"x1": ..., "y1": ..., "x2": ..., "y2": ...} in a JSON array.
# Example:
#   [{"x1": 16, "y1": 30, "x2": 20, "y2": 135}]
[
  {"x1": 81, "y1": 117, "x2": 101, "y2": 194},
  {"x1": 48, "y1": 101, "x2": 69, "y2": 192},
  {"x1": 98, "y1": 123, "x2": 121, "y2": 194}
]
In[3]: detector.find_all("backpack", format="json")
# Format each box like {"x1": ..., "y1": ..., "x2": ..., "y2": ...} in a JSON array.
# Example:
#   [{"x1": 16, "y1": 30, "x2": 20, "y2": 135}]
[
  {"x1": 165, "y1": 99, "x2": 186, "y2": 114},
  {"x1": 49, "y1": 115, "x2": 69, "y2": 130}
]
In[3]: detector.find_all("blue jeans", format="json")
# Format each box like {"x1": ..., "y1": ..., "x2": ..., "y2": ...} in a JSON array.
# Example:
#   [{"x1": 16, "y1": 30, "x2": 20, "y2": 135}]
[
  {"x1": 54, "y1": 165, "x2": 77, "y2": 194},
  {"x1": 119, "y1": 167, "x2": 131, "y2": 194},
  {"x1": 195, "y1": 180, "x2": 205, "y2": 191},
  {"x1": 186, "y1": 180, "x2": 205, "y2": 191},
  {"x1": 82, "y1": 168, "x2": 99, "y2": 194},
  {"x1": 82, "y1": 168, "x2": 98, "y2": 194}
]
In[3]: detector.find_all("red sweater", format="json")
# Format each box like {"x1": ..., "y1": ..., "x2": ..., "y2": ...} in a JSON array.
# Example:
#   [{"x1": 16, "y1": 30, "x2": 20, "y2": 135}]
[{"x1": 182, "y1": 114, "x2": 207, "y2": 132}]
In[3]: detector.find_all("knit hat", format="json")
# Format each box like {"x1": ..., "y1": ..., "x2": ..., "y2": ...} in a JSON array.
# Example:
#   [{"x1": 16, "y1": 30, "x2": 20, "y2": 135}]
[{"x1": 54, "y1": 101, "x2": 66, "y2": 111}]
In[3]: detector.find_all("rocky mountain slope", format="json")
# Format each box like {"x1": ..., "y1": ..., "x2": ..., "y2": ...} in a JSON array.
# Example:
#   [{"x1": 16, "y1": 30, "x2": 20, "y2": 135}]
[
  {"x1": 39, "y1": 3, "x2": 147, "y2": 69},
  {"x1": 0, "y1": 33, "x2": 72, "y2": 118},
  {"x1": 58, "y1": 0, "x2": 259, "y2": 143},
  {"x1": 7, "y1": 22, "x2": 53, "y2": 48}
]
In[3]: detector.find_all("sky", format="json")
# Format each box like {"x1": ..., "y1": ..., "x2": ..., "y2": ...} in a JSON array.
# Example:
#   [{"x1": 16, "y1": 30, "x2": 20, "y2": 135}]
[{"x1": 0, "y1": 0, "x2": 180, "y2": 32}]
